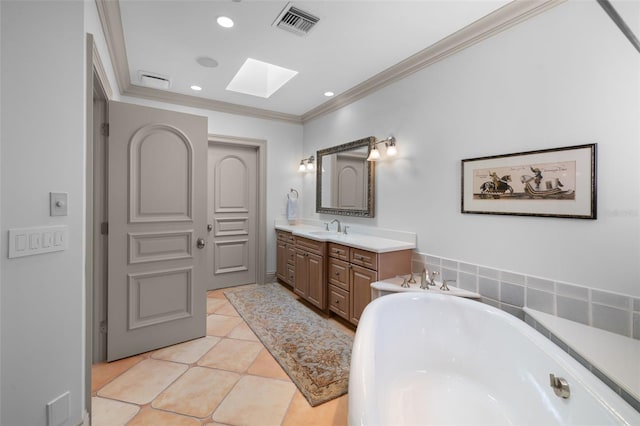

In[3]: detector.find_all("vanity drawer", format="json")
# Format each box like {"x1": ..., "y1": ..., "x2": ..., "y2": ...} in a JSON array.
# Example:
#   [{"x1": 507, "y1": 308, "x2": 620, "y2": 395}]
[
  {"x1": 328, "y1": 285, "x2": 349, "y2": 320},
  {"x1": 328, "y1": 243, "x2": 350, "y2": 261},
  {"x1": 328, "y1": 258, "x2": 349, "y2": 291},
  {"x1": 287, "y1": 265, "x2": 295, "y2": 285},
  {"x1": 287, "y1": 246, "x2": 296, "y2": 265},
  {"x1": 350, "y1": 248, "x2": 377, "y2": 270},
  {"x1": 296, "y1": 237, "x2": 326, "y2": 256},
  {"x1": 277, "y1": 230, "x2": 295, "y2": 243}
]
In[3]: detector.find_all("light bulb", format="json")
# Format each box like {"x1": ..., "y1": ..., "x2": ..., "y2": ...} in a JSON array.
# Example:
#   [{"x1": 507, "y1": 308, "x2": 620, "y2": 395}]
[
  {"x1": 386, "y1": 142, "x2": 397, "y2": 157},
  {"x1": 306, "y1": 162, "x2": 314, "y2": 171},
  {"x1": 298, "y1": 161, "x2": 306, "y2": 172},
  {"x1": 367, "y1": 147, "x2": 380, "y2": 161},
  {"x1": 217, "y1": 16, "x2": 234, "y2": 28}
]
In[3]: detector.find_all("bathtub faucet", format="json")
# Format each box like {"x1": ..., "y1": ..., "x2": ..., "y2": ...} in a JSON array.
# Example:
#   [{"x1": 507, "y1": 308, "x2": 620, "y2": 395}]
[
  {"x1": 420, "y1": 268, "x2": 429, "y2": 290},
  {"x1": 429, "y1": 270, "x2": 439, "y2": 287},
  {"x1": 440, "y1": 279, "x2": 455, "y2": 291}
]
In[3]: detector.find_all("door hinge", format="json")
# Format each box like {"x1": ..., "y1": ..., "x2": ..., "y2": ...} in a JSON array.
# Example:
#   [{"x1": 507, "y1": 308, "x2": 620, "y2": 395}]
[
  {"x1": 99, "y1": 320, "x2": 107, "y2": 334},
  {"x1": 101, "y1": 222, "x2": 108, "y2": 235},
  {"x1": 101, "y1": 123, "x2": 109, "y2": 137}
]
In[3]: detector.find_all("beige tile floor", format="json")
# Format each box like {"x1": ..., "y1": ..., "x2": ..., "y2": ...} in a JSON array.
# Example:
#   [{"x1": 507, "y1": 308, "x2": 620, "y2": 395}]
[{"x1": 92, "y1": 285, "x2": 353, "y2": 426}]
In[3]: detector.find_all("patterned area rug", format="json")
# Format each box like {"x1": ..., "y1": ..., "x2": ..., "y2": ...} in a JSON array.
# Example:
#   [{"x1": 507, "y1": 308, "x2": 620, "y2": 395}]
[{"x1": 225, "y1": 283, "x2": 353, "y2": 406}]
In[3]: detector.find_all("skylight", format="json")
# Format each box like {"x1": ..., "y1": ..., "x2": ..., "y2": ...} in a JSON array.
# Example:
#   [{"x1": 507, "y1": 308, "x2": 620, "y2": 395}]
[{"x1": 226, "y1": 58, "x2": 298, "y2": 99}]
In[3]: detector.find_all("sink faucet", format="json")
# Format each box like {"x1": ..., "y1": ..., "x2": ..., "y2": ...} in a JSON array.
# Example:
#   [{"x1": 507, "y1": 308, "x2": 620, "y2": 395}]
[
  {"x1": 420, "y1": 268, "x2": 429, "y2": 290},
  {"x1": 330, "y1": 219, "x2": 341, "y2": 233}
]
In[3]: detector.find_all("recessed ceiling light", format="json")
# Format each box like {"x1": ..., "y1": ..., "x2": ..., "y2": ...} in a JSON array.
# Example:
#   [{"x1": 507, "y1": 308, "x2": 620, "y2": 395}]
[
  {"x1": 324, "y1": 91, "x2": 334, "y2": 97},
  {"x1": 217, "y1": 16, "x2": 234, "y2": 28},
  {"x1": 196, "y1": 56, "x2": 219, "y2": 68},
  {"x1": 190, "y1": 85, "x2": 202, "y2": 91},
  {"x1": 226, "y1": 58, "x2": 298, "y2": 99}
]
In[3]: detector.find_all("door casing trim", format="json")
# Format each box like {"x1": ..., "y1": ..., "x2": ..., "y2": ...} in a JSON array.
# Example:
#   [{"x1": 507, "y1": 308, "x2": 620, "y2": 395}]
[{"x1": 86, "y1": 31, "x2": 113, "y2": 418}]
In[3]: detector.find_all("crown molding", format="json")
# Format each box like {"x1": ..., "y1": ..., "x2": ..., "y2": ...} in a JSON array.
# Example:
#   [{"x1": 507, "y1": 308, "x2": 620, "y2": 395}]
[
  {"x1": 301, "y1": 0, "x2": 566, "y2": 123},
  {"x1": 122, "y1": 84, "x2": 302, "y2": 123},
  {"x1": 94, "y1": 0, "x2": 130, "y2": 94},
  {"x1": 95, "y1": 0, "x2": 564, "y2": 126}
]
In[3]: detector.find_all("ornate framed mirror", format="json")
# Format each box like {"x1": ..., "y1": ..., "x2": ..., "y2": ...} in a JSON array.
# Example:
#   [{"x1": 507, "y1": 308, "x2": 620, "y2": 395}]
[{"x1": 316, "y1": 136, "x2": 375, "y2": 217}]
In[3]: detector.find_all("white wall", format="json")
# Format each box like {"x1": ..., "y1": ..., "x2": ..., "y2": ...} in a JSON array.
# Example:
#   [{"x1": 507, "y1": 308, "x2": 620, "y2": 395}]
[
  {"x1": 303, "y1": 0, "x2": 640, "y2": 297},
  {"x1": 1, "y1": 1, "x2": 86, "y2": 425}
]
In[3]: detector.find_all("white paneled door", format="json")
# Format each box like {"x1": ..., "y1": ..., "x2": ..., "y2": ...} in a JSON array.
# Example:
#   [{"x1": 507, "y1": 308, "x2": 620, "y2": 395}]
[
  {"x1": 107, "y1": 101, "x2": 208, "y2": 361},
  {"x1": 208, "y1": 143, "x2": 258, "y2": 289}
]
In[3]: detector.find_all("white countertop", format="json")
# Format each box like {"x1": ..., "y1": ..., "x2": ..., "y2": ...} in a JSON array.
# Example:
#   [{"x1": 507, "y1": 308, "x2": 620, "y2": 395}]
[
  {"x1": 524, "y1": 308, "x2": 640, "y2": 401},
  {"x1": 371, "y1": 275, "x2": 481, "y2": 299},
  {"x1": 275, "y1": 224, "x2": 416, "y2": 253}
]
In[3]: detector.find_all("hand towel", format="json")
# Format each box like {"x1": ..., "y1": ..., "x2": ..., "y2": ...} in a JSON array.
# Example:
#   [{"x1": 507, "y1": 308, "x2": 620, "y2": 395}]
[{"x1": 287, "y1": 197, "x2": 298, "y2": 221}]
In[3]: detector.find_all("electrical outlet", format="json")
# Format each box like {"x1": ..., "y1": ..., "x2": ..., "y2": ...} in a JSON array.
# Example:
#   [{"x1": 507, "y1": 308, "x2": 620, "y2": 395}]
[{"x1": 47, "y1": 391, "x2": 69, "y2": 426}]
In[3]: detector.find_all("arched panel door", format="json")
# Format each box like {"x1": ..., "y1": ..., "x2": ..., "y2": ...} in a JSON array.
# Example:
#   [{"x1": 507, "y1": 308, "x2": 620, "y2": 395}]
[
  {"x1": 107, "y1": 101, "x2": 207, "y2": 361},
  {"x1": 334, "y1": 155, "x2": 366, "y2": 209},
  {"x1": 208, "y1": 143, "x2": 258, "y2": 289}
]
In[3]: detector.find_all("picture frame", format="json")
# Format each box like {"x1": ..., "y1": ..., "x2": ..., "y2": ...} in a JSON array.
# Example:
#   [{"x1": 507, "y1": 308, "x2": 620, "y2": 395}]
[{"x1": 461, "y1": 144, "x2": 597, "y2": 219}]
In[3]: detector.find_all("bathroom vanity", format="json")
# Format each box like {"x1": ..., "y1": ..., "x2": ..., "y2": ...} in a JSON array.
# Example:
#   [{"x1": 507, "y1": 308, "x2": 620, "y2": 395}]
[{"x1": 275, "y1": 224, "x2": 415, "y2": 326}]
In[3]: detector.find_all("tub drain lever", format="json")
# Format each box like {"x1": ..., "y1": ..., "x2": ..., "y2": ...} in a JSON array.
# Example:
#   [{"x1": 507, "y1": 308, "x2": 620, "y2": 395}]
[{"x1": 549, "y1": 373, "x2": 570, "y2": 399}]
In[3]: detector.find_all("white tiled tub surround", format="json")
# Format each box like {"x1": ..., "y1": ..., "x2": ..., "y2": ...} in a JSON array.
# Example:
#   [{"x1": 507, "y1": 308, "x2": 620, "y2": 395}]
[
  {"x1": 412, "y1": 252, "x2": 640, "y2": 340},
  {"x1": 412, "y1": 251, "x2": 640, "y2": 412}
]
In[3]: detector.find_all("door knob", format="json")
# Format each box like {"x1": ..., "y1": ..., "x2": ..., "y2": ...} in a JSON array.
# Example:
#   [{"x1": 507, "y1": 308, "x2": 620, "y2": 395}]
[{"x1": 197, "y1": 238, "x2": 206, "y2": 249}]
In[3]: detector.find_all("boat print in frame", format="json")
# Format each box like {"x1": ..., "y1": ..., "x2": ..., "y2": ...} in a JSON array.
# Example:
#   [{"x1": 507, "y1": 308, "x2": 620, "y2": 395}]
[{"x1": 461, "y1": 144, "x2": 596, "y2": 219}]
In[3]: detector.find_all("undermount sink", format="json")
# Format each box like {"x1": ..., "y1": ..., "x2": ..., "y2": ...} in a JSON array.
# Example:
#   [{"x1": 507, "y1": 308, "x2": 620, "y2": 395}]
[{"x1": 307, "y1": 231, "x2": 341, "y2": 237}]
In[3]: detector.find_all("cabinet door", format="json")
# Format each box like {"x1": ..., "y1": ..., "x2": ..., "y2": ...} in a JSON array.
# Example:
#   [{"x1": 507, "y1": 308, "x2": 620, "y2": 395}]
[
  {"x1": 294, "y1": 250, "x2": 309, "y2": 298},
  {"x1": 276, "y1": 240, "x2": 287, "y2": 281},
  {"x1": 306, "y1": 252, "x2": 325, "y2": 309},
  {"x1": 350, "y1": 265, "x2": 377, "y2": 325}
]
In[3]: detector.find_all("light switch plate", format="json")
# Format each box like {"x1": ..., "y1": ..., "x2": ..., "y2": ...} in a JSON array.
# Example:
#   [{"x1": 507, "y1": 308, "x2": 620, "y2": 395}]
[
  {"x1": 50, "y1": 192, "x2": 68, "y2": 216},
  {"x1": 8, "y1": 226, "x2": 68, "y2": 258}
]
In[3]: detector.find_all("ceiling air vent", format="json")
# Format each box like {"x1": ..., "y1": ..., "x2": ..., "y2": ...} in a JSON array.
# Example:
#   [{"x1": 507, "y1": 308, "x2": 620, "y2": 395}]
[
  {"x1": 138, "y1": 71, "x2": 171, "y2": 90},
  {"x1": 273, "y1": 3, "x2": 319, "y2": 36}
]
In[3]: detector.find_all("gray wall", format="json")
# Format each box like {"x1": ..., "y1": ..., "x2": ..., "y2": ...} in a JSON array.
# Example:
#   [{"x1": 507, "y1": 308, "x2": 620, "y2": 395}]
[
  {"x1": 1, "y1": 1, "x2": 85, "y2": 425},
  {"x1": 303, "y1": 0, "x2": 640, "y2": 298}
]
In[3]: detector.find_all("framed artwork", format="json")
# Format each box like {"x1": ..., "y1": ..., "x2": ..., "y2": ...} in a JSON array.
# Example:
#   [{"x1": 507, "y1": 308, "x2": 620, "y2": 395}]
[{"x1": 461, "y1": 144, "x2": 597, "y2": 219}]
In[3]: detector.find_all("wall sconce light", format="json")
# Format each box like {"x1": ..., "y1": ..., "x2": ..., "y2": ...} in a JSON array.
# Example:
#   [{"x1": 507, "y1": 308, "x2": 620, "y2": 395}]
[
  {"x1": 298, "y1": 155, "x2": 315, "y2": 172},
  {"x1": 367, "y1": 136, "x2": 397, "y2": 161}
]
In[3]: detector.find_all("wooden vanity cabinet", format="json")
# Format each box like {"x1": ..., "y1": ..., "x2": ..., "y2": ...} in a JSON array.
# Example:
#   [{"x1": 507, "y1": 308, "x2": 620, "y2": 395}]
[
  {"x1": 328, "y1": 242, "x2": 411, "y2": 326},
  {"x1": 294, "y1": 237, "x2": 326, "y2": 310},
  {"x1": 275, "y1": 230, "x2": 296, "y2": 287}
]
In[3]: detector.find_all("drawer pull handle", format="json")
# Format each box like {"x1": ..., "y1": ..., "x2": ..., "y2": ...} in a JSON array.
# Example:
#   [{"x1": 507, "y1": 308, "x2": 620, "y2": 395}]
[{"x1": 335, "y1": 272, "x2": 340, "y2": 276}]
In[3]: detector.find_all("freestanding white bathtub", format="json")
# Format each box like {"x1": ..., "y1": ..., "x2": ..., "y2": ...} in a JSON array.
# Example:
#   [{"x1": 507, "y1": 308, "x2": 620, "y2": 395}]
[{"x1": 349, "y1": 292, "x2": 640, "y2": 426}]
